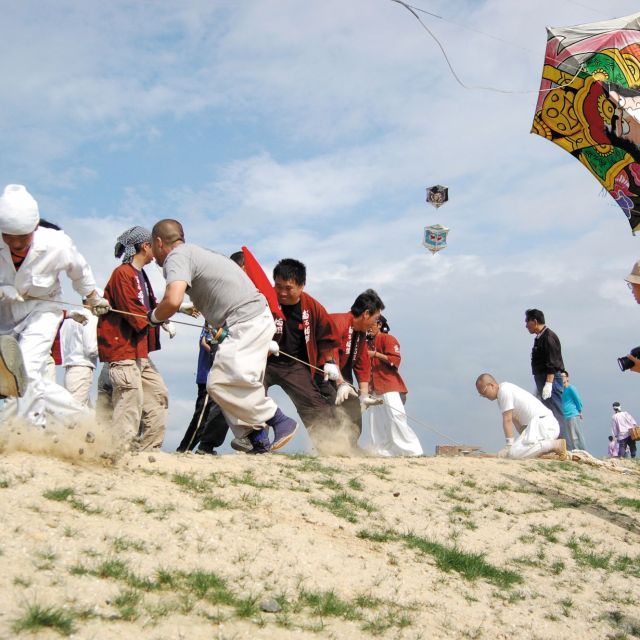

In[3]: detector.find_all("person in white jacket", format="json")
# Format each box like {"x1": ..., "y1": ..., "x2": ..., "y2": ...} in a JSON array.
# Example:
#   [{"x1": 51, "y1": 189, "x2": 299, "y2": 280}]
[
  {"x1": 0, "y1": 184, "x2": 110, "y2": 427},
  {"x1": 60, "y1": 308, "x2": 98, "y2": 407}
]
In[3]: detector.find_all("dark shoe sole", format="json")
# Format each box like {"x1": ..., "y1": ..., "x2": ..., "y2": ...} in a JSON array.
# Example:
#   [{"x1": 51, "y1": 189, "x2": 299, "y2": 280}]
[
  {"x1": 195, "y1": 449, "x2": 218, "y2": 456},
  {"x1": 230, "y1": 437, "x2": 253, "y2": 453},
  {"x1": 271, "y1": 423, "x2": 298, "y2": 451},
  {"x1": 0, "y1": 335, "x2": 27, "y2": 398}
]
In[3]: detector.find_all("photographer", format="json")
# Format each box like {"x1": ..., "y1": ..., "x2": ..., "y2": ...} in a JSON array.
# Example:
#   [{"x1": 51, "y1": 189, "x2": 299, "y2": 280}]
[{"x1": 624, "y1": 261, "x2": 640, "y2": 372}]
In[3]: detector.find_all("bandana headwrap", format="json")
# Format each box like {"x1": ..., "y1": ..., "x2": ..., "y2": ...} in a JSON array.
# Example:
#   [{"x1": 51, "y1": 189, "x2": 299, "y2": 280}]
[{"x1": 114, "y1": 226, "x2": 152, "y2": 264}]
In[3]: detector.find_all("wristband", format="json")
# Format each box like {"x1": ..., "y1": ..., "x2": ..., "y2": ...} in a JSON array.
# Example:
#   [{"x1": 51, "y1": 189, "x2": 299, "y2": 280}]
[{"x1": 148, "y1": 309, "x2": 162, "y2": 326}]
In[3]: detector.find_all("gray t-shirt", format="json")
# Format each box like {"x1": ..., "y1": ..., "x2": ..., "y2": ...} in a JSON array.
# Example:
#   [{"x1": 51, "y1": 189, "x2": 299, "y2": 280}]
[{"x1": 163, "y1": 243, "x2": 266, "y2": 327}]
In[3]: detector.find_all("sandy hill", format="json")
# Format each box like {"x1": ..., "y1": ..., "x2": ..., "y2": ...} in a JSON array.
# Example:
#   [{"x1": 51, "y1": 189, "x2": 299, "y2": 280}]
[{"x1": 0, "y1": 424, "x2": 639, "y2": 639}]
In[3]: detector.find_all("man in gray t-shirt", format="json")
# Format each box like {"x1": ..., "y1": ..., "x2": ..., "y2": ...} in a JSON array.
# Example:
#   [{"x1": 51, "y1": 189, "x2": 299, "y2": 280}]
[{"x1": 149, "y1": 219, "x2": 298, "y2": 453}]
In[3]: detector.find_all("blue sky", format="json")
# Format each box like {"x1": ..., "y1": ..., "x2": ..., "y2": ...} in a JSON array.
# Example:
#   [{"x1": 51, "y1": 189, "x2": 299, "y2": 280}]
[{"x1": 3, "y1": 0, "x2": 640, "y2": 455}]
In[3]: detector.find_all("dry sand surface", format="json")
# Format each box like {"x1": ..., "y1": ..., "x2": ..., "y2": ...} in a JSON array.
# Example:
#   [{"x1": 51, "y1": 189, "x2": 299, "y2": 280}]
[{"x1": 0, "y1": 421, "x2": 639, "y2": 640}]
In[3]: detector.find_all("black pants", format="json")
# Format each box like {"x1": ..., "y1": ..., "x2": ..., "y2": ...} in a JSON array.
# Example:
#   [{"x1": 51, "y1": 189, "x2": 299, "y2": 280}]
[
  {"x1": 265, "y1": 359, "x2": 335, "y2": 441},
  {"x1": 618, "y1": 436, "x2": 637, "y2": 458},
  {"x1": 178, "y1": 384, "x2": 229, "y2": 452}
]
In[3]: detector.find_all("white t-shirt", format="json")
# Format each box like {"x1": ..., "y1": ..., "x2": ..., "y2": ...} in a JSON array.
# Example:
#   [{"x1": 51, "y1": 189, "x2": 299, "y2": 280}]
[{"x1": 497, "y1": 382, "x2": 551, "y2": 430}]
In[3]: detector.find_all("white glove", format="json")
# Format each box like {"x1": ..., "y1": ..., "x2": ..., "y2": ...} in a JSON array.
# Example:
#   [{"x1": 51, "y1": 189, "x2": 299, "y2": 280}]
[
  {"x1": 359, "y1": 393, "x2": 384, "y2": 413},
  {"x1": 0, "y1": 286, "x2": 24, "y2": 302},
  {"x1": 161, "y1": 321, "x2": 177, "y2": 339},
  {"x1": 335, "y1": 383, "x2": 358, "y2": 405},
  {"x1": 268, "y1": 340, "x2": 280, "y2": 356},
  {"x1": 497, "y1": 445, "x2": 512, "y2": 459},
  {"x1": 323, "y1": 362, "x2": 340, "y2": 381},
  {"x1": 87, "y1": 296, "x2": 111, "y2": 317},
  {"x1": 541, "y1": 382, "x2": 553, "y2": 400},
  {"x1": 179, "y1": 302, "x2": 200, "y2": 318},
  {"x1": 69, "y1": 310, "x2": 89, "y2": 326}
]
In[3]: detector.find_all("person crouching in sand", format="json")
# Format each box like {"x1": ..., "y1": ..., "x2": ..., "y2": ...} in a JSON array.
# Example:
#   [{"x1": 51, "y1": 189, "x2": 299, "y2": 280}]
[{"x1": 476, "y1": 373, "x2": 568, "y2": 460}]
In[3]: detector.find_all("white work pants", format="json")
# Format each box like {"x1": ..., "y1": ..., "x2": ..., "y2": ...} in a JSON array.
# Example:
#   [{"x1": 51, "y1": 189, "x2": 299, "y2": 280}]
[
  {"x1": 1, "y1": 309, "x2": 87, "y2": 427},
  {"x1": 64, "y1": 365, "x2": 94, "y2": 407},
  {"x1": 207, "y1": 308, "x2": 277, "y2": 438},
  {"x1": 368, "y1": 391, "x2": 423, "y2": 456},
  {"x1": 509, "y1": 414, "x2": 560, "y2": 459}
]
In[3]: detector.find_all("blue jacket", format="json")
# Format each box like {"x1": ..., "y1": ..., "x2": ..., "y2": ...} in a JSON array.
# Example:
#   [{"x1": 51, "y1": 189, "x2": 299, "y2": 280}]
[{"x1": 562, "y1": 384, "x2": 583, "y2": 418}]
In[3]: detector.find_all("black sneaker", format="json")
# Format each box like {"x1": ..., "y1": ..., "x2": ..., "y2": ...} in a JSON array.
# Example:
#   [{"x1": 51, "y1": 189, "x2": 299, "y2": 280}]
[
  {"x1": 247, "y1": 428, "x2": 271, "y2": 455},
  {"x1": 195, "y1": 448, "x2": 218, "y2": 456},
  {"x1": 230, "y1": 436, "x2": 253, "y2": 453}
]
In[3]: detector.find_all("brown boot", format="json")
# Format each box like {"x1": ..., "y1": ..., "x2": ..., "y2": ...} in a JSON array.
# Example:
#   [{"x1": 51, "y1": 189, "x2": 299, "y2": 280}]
[{"x1": 0, "y1": 335, "x2": 27, "y2": 398}]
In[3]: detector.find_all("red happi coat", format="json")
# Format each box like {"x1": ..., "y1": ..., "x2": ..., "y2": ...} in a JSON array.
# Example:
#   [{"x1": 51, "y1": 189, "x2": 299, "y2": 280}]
[
  {"x1": 330, "y1": 312, "x2": 371, "y2": 385},
  {"x1": 370, "y1": 332, "x2": 407, "y2": 395},
  {"x1": 97, "y1": 263, "x2": 160, "y2": 363},
  {"x1": 273, "y1": 292, "x2": 339, "y2": 373}
]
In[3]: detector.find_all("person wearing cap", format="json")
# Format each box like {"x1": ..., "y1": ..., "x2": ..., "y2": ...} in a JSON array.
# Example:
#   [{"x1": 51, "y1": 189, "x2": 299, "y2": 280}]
[
  {"x1": 611, "y1": 402, "x2": 637, "y2": 458},
  {"x1": 330, "y1": 289, "x2": 385, "y2": 450},
  {"x1": 150, "y1": 219, "x2": 299, "y2": 453},
  {"x1": 97, "y1": 226, "x2": 175, "y2": 451},
  {"x1": 476, "y1": 373, "x2": 568, "y2": 460},
  {"x1": 524, "y1": 309, "x2": 568, "y2": 443},
  {"x1": 366, "y1": 315, "x2": 423, "y2": 456},
  {"x1": 0, "y1": 184, "x2": 109, "y2": 427}
]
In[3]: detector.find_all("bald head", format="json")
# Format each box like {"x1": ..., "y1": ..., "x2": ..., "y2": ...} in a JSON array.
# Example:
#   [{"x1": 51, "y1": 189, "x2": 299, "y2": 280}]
[
  {"x1": 475, "y1": 373, "x2": 496, "y2": 387},
  {"x1": 151, "y1": 219, "x2": 185, "y2": 267},
  {"x1": 152, "y1": 219, "x2": 184, "y2": 244},
  {"x1": 476, "y1": 373, "x2": 498, "y2": 400}
]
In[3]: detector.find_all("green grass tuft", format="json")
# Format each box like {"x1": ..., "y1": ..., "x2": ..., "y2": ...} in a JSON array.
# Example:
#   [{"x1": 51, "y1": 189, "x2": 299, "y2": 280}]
[
  {"x1": 12, "y1": 603, "x2": 75, "y2": 636},
  {"x1": 403, "y1": 533, "x2": 523, "y2": 589},
  {"x1": 43, "y1": 487, "x2": 75, "y2": 502}
]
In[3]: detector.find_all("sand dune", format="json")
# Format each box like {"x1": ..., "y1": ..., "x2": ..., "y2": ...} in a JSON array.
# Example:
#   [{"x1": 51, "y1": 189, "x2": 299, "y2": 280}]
[{"x1": 0, "y1": 423, "x2": 639, "y2": 639}]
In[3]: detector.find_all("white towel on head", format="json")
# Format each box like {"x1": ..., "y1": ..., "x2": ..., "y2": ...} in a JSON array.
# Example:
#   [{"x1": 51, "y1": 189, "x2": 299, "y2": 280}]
[{"x1": 0, "y1": 184, "x2": 40, "y2": 234}]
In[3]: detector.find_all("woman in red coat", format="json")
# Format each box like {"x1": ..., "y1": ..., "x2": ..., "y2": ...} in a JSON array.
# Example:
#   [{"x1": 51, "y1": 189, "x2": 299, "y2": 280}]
[{"x1": 367, "y1": 316, "x2": 423, "y2": 456}]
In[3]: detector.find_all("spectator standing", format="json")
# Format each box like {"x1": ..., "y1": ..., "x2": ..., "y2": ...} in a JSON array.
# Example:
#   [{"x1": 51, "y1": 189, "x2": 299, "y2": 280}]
[
  {"x1": 560, "y1": 370, "x2": 586, "y2": 451},
  {"x1": 611, "y1": 402, "x2": 637, "y2": 458},
  {"x1": 607, "y1": 435, "x2": 618, "y2": 457},
  {"x1": 525, "y1": 308, "x2": 567, "y2": 442}
]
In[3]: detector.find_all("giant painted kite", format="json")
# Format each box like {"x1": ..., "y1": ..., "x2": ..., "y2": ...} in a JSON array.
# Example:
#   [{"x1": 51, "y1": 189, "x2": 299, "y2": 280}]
[{"x1": 532, "y1": 12, "x2": 640, "y2": 232}]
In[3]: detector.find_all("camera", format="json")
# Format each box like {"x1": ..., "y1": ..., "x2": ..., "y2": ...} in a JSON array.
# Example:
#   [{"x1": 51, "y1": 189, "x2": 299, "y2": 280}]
[{"x1": 617, "y1": 346, "x2": 640, "y2": 372}]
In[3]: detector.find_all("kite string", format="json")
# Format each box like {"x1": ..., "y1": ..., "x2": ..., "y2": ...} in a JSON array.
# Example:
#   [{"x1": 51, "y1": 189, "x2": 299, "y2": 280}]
[{"x1": 389, "y1": 0, "x2": 586, "y2": 94}]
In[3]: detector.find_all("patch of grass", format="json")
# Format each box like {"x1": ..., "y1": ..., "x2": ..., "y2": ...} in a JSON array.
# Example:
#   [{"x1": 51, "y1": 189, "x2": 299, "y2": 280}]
[
  {"x1": 183, "y1": 570, "x2": 235, "y2": 606},
  {"x1": 364, "y1": 465, "x2": 391, "y2": 480},
  {"x1": 615, "y1": 497, "x2": 640, "y2": 511},
  {"x1": 172, "y1": 473, "x2": 210, "y2": 494},
  {"x1": 113, "y1": 589, "x2": 142, "y2": 621},
  {"x1": 43, "y1": 487, "x2": 75, "y2": 502},
  {"x1": 311, "y1": 491, "x2": 376, "y2": 523},
  {"x1": 0, "y1": 478, "x2": 10, "y2": 488},
  {"x1": 95, "y1": 559, "x2": 130, "y2": 581},
  {"x1": 530, "y1": 524, "x2": 564, "y2": 544},
  {"x1": 347, "y1": 477, "x2": 364, "y2": 491},
  {"x1": 230, "y1": 469, "x2": 275, "y2": 489},
  {"x1": 234, "y1": 595, "x2": 259, "y2": 618},
  {"x1": 443, "y1": 487, "x2": 473, "y2": 504},
  {"x1": 296, "y1": 458, "x2": 339, "y2": 476},
  {"x1": 362, "y1": 609, "x2": 413, "y2": 635},
  {"x1": 12, "y1": 603, "x2": 76, "y2": 636},
  {"x1": 567, "y1": 537, "x2": 612, "y2": 570},
  {"x1": 451, "y1": 505, "x2": 472, "y2": 517},
  {"x1": 202, "y1": 496, "x2": 230, "y2": 510},
  {"x1": 560, "y1": 598, "x2": 573, "y2": 617},
  {"x1": 551, "y1": 560, "x2": 565, "y2": 575},
  {"x1": 112, "y1": 536, "x2": 147, "y2": 553},
  {"x1": 357, "y1": 528, "x2": 399, "y2": 543},
  {"x1": 403, "y1": 533, "x2": 523, "y2": 589},
  {"x1": 13, "y1": 576, "x2": 31, "y2": 588},
  {"x1": 299, "y1": 589, "x2": 358, "y2": 620},
  {"x1": 317, "y1": 477, "x2": 342, "y2": 491}
]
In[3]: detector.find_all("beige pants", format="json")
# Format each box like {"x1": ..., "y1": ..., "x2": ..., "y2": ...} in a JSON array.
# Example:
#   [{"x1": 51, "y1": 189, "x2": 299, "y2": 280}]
[
  {"x1": 109, "y1": 358, "x2": 168, "y2": 451},
  {"x1": 64, "y1": 365, "x2": 94, "y2": 407},
  {"x1": 207, "y1": 308, "x2": 277, "y2": 438}
]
